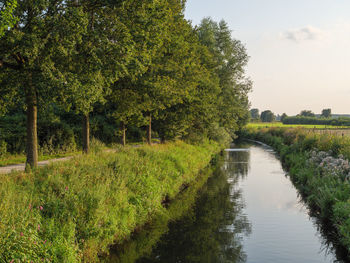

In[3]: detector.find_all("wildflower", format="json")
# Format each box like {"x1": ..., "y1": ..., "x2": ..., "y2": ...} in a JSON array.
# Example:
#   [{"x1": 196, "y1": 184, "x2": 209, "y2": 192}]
[
  {"x1": 20, "y1": 232, "x2": 24, "y2": 237},
  {"x1": 37, "y1": 224, "x2": 40, "y2": 231},
  {"x1": 65, "y1": 186, "x2": 69, "y2": 191},
  {"x1": 10, "y1": 260, "x2": 14, "y2": 263},
  {"x1": 39, "y1": 206, "x2": 43, "y2": 211}
]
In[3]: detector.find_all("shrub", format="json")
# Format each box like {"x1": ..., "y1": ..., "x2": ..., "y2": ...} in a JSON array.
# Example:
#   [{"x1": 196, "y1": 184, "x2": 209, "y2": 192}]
[{"x1": 0, "y1": 140, "x2": 7, "y2": 156}]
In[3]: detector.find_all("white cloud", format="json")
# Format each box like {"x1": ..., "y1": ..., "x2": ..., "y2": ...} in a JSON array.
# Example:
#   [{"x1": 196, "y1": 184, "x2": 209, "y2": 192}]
[{"x1": 281, "y1": 25, "x2": 325, "y2": 42}]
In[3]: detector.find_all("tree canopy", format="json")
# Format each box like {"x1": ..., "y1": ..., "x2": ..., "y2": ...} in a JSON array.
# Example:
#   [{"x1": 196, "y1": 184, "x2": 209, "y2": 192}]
[
  {"x1": 261, "y1": 110, "x2": 275, "y2": 122},
  {"x1": 0, "y1": 1, "x2": 252, "y2": 167},
  {"x1": 321, "y1": 108, "x2": 332, "y2": 118},
  {"x1": 0, "y1": 0, "x2": 17, "y2": 38}
]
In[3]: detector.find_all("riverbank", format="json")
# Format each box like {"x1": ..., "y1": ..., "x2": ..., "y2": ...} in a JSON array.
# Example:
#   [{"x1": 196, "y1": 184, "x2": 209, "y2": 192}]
[
  {"x1": 0, "y1": 140, "x2": 221, "y2": 262},
  {"x1": 240, "y1": 127, "x2": 350, "y2": 259}
]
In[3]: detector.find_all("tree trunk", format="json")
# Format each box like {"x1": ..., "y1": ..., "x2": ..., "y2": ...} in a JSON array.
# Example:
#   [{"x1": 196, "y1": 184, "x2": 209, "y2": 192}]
[
  {"x1": 160, "y1": 136, "x2": 166, "y2": 144},
  {"x1": 147, "y1": 114, "x2": 152, "y2": 145},
  {"x1": 82, "y1": 114, "x2": 90, "y2": 154},
  {"x1": 121, "y1": 122, "x2": 126, "y2": 146},
  {"x1": 25, "y1": 83, "x2": 38, "y2": 170}
]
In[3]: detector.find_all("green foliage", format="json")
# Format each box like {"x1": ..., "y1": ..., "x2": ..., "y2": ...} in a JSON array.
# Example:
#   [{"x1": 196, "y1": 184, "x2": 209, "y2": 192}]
[
  {"x1": 0, "y1": 141, "x2": 220, "y2": 262},
  {"x1": 283, "y1": 116, "x2": 350, "y2": 126},
  {"x1": 299, "y1": 110, "x2": 315, "y2": 117},
  {"x1": 281, "y1": 113, "x2": 288, "y2": 122},
  {"x1": 1, "y1": 0, "x2": 251, "y2": 164},
  {"x1": 260, "y1": 110, "x2": 275, "y2": 122},
  {"x1": 322, "y1": 108, "x2": 332, "y2": 118},
  {"x1": 250, "y1": 108, "x2": 260, "y2": 121},
  {"x1": 0, "y1": 0, "x2": 17, "y2": 38},
  {"x1": 0, "y1": 140, "x2": 6, "y2": 156},
  {"x1": 197, "y1": 18, "x2": 251, "y2": 133}
]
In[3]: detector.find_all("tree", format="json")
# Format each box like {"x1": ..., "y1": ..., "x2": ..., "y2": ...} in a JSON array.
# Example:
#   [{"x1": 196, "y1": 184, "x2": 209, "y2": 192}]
[
  {"x1": 261, "y1": 110, "x2": 275, "y2": 122},
  {"x1": 108, "y1": 0, "x2": 171, "y2": 146},
  {"x1": 131, "y1": 0, "x2": 204, "y2": 145},
  {"x1": 0, "y1": 0, "x2": 17, "y2": 38},
  {"x1": 196, "y1": 18, "x2": 251, "y2": 138},
  {"x1": 250, "y1": 109, "x2": 259, "y2": 121},
  {"x1": 321, "y1": 108, "x2": 331, "y2": 118},
  {"x1": 0, "y1": 1, "x2": 87, "y2": 168},
  {"x1": 60, "y1": 1, "x2": 138, "y2": 153},
  {"x1": 281, "y1": 113, "x2": 288, "y2": 122},
  {"x1": 153, "y1": 22, "x2": 217, "y2": 143},
  {"x1": 299, "y1": 110, "x2": 315, "y2": 117}
]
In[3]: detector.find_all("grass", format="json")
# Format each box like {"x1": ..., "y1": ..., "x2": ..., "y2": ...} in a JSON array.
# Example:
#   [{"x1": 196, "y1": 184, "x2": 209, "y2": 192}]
[
  {"x1": 0, "y1": 140, "x2": 221, "y2": 262},
  {"x1": 247, "y1": 122, "x2": 350, "y2": 129}
]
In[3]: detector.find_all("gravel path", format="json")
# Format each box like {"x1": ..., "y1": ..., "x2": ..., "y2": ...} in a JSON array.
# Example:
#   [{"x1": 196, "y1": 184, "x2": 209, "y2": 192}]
[
  {"x1": 0, "y1": 146, "x2": 140, "y2": 175},
  {"x1": 0, "y1": 156, "x2": 73, "y2": 174}
]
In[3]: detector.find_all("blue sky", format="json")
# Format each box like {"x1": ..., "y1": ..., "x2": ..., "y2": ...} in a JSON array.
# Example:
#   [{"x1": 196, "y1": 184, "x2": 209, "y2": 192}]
[{"x1": 185, "y1": 0, "x2": 350, "y2": 115}]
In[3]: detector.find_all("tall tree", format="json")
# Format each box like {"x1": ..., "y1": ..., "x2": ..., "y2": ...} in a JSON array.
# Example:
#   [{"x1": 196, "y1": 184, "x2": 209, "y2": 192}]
[
  {"x1": 250, "y1": 108, "x2": 260, "y2": 120},
  {"x1": 299, "y1": 110, "x2": 315, "y2": 117},
  {"x1": 138, "y1": 1, "x2": 204, "y2": 144},
  {"x1": 61, "y1": 1, "x2": 132, "y2": 153},
  {"x1": 197, "y1": 18, "x2": 252, "y2": 136},
  {"x1": 108, "y1": 0, "x2": 170, "y2": 146},
  {"x1": 281, "y1": 113, "x2": 288, "y2": 122},
  {"x1": 153, "y1": 21, "x2": 216, "y2": 142},
  {"x1": 261, "y1": 110, "x2": 275, "y2": 122},
  {"x1": 0, "y1": 1, "x2": 86, "y2": 168},
  {"x1": 321, "y1": 108, "x2": 331, "y2": 118}
]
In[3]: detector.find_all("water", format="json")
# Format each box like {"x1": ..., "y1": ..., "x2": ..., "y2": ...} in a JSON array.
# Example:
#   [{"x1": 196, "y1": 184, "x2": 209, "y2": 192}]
[{"x1": 108, "y1": 143, "x2": 343, "y2": 263}]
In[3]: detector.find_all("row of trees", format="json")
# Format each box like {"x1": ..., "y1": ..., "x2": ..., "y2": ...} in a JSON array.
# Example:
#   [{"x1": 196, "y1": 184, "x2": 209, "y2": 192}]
[
  {"x1": 298, "y1": 109, "x2": 331, "y2": 118},
  {"x1": 250, "y1": 108, "x2": 333, "y2": 123},
  {"x1": 0, "y1": 0, "x2": 251, "y2": 169},
  {"x1": 282, "y1": 116, "x2": 350, "y2": 126},
  {"x1": 249, "y1": 109, "x2": 276, "y2": 122}
]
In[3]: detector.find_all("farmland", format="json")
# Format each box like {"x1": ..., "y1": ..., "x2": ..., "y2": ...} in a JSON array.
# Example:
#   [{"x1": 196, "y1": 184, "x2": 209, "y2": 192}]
[{"x1": 247, "y1": 122, "x2": 350, "y2": 130}]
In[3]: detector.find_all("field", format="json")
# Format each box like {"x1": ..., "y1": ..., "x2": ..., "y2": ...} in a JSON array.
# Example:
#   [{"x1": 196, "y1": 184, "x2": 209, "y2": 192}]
[{"x1": 247, "y1": 122, "x2": 350, "y2": 129}]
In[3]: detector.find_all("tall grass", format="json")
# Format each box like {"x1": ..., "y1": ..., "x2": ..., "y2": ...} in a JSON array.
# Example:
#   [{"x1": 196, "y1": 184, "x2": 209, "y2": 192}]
[{"x1": 0, "y1": 140, "x2": 221, "y2": 262}]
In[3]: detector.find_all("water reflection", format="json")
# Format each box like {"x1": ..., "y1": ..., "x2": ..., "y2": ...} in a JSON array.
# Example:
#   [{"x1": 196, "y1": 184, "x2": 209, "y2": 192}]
[
  {"x1": 136, "y1": 150, "x2": 251, "y2": 263},
  {"x1": 107, "y1": 143, "x2": 344, "y2": 263}
]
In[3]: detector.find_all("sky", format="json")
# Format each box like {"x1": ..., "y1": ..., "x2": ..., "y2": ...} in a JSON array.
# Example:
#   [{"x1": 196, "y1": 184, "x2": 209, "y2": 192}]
[{"x1": 184, "y1": 0, "x2": 350, "y2": 115}]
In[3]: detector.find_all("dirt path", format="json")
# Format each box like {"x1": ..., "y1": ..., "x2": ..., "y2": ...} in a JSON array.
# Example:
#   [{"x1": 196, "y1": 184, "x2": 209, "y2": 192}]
[
  {"x1": 0, "y1": 156, "x2": 73, "y2": 174},
  {"x1": 0, "y1": 146, "x2": 143, "y2": 175}
]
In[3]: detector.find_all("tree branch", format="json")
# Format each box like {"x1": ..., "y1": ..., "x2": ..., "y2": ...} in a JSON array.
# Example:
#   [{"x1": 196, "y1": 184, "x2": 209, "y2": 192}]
[{"x1": 0, "y1": 58, "x2": 22, "y2": 70}]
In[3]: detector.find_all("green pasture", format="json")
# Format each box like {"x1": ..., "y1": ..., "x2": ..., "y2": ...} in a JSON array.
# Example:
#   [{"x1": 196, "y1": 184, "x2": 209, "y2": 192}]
[{"x1": 247, "y1": 122, "x2": 350, "y2": 129}]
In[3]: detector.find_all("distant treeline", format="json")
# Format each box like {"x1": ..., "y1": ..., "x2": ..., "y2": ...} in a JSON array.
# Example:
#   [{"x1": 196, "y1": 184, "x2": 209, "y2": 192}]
[{"x1": 282, "y1": 116, "x2": 350, "y2": 126}]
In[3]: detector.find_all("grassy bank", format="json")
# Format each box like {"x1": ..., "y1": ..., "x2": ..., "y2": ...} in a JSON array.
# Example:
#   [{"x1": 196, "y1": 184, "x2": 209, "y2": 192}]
[
  {"x1": 105, "y1": 156, "x2": 220, "y2": 263},
  {"x1": 0, "y1": 140, "x2": 221, "y2": 262},
  {"x1": 241, "y1": 127, "x2": 350, "y2": 258}
]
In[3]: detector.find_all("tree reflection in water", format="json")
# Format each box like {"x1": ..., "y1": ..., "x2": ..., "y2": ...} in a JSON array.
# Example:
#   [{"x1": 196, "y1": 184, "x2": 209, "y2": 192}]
[{"x1": 137, "y1": 148, "x2": 252, "y2": 263}]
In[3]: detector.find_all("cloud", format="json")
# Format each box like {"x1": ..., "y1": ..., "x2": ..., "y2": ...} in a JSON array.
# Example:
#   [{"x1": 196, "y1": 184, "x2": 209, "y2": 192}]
[{"x1": 281, "y1": 25, "x2": 325, "y2": 42}]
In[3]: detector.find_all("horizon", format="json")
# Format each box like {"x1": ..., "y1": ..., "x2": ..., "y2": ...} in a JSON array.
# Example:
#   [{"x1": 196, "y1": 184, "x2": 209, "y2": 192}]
[{"x1": 185, "y1": 0, "x2": 350, "y2": 116}]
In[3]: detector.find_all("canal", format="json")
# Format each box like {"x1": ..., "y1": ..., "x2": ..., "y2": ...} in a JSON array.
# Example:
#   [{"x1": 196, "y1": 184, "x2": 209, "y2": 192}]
[{"x1": 107, "y1": 142, "x2": 342, "y2": 262}]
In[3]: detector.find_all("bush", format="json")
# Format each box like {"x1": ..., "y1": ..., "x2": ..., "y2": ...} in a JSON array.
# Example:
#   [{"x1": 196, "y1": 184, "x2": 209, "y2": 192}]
[{"x1": 0, "y1": 140, "x2": 7, "y2": 156}]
